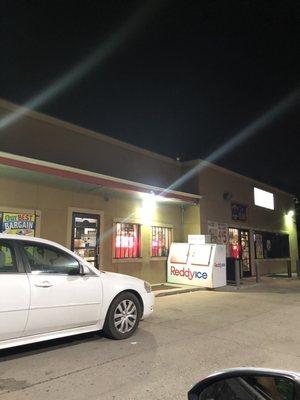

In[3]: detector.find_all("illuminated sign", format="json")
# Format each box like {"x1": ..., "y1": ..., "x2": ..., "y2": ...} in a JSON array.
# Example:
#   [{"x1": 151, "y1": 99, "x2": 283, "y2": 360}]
[{"x1": 254, "y1": 187, "x2": 274, "y2": 210}]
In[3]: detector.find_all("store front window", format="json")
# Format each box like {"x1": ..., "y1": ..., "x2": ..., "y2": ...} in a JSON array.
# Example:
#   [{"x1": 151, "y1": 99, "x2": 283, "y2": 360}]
[
  {"x1": 71, "y1": 212, "x2": 100, "y2": 268},
  {"x1": 254, "y1": 231, "x2": 289, "y2": 259},
  {"x1": 113, "y1": 222, "x2": 141, "y2": 259},
  {"x1": 151, "y1": 226, "x2": 172, "y2": 257},
  {"x1": 228, "y1": 227, "x2": 251, "y2": 277}
]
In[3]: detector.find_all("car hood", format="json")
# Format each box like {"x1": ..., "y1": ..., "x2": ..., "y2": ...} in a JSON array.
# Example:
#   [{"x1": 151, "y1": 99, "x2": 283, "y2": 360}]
[{"x1": 101, "y1": 270, "x2": 146, "y2": 288}]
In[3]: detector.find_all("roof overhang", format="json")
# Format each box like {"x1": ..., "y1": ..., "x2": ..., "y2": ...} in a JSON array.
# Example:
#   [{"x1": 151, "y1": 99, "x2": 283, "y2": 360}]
[{"x1": 0, "y1": 151, "x2": 201, "y2": 205}]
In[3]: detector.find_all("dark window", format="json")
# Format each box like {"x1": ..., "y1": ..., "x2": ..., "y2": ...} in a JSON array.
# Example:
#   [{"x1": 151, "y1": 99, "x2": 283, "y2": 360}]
[
  {"x1": 151, "y1": 226, "x2": 172, "y2": 257},
  {"x1": 22, "y1": 243, "x2": 80, "y2": 274},
  {"x1": 254, "y1": 232, "x2": 290, "y2": 259},
  {"x1": 114, "y1": 223, "x2": 141, "y2": 259},
  {"x1": 0, "y1": 241, "x2": 18, "y2": 273}
]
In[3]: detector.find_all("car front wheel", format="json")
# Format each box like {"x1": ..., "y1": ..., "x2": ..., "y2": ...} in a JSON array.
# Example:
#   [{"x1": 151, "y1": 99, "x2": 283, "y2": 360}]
[{"x1": 103, "y1": 292, "x2": 142, "y2": 340}]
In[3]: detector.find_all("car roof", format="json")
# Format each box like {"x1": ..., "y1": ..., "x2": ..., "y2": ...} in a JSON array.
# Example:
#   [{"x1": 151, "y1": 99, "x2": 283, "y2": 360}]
[
  {"x1": 0, "y1": 233, "x2": 52, "y2": 243},
  {"x1": 0, "y1": 234, "x2": 69, "y2": 253},
  {"x1": 0, "y1": 233, "x2": 100, "y2": 273}
]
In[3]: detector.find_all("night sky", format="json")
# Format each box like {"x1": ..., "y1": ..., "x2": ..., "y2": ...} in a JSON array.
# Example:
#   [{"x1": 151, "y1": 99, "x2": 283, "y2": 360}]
[{"x1": 1, "y1": 1, "x2": 299, "y2": 196}]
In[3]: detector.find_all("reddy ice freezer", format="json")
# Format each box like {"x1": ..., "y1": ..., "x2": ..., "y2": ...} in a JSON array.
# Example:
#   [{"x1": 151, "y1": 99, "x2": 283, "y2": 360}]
[{"x1": 167, "y1": 242, "x2": 226, "y2": 288}]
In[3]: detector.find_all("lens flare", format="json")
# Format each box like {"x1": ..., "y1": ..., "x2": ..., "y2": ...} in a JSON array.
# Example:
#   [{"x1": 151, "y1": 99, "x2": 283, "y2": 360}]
[{"x1": 159, "y1": 87, "x2": 300, "y2": 197}]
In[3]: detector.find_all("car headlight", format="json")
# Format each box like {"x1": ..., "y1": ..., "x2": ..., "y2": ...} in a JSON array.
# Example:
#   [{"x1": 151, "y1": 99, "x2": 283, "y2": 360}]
[{"x1": 144, "y1": 281, "x2": 152, "y2": 293}]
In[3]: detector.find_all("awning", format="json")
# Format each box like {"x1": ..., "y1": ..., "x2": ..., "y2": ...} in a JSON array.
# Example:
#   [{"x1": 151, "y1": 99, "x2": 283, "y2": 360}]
[{"x1": 0, "y1": 151, "x2": 201, "y2": 204}]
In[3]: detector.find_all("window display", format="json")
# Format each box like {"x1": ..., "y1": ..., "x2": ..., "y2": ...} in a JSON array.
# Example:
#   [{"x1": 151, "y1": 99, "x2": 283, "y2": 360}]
[
  {"x1": 254, "y1": 231, "x2": 289, "y2": 259},
  {"x1": 151, "y1": 226, "x2": 172, "y2": 257},
  {"x1": 254, "y1": 233, "x2": 263, "y2": 259},
  {"x1": 114, "y1": 223, "x2": 141, "y2": 259}
]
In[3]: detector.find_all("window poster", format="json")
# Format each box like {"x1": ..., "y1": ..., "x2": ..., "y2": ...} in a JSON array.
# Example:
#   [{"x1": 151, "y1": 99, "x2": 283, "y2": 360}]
[
  {"x1": 207, "y1": 221, "x2": 228, "y2": 244},
  {"x1": 218, "y1": 223, "x2": 228, "y2": 245},
  {"x1": 1, "y1": 212, "x2": 36, "y2": 236},
  {"x1": 207, "y1": 221, "x2": 218, "y2": 243},
  {"x1": 231, "y1": 202, "x2": 247, "y2": 221},
  {"x1": 254, "y1": 233, "x2": 264, "y2": 259}
]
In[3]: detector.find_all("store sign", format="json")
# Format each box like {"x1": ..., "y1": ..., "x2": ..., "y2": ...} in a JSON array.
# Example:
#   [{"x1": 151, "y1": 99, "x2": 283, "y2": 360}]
[
  {"x1": 207, "y1": 221, "x2": 228, "y2": 244},
  {"x1": 231, "y1": 202, "x2": 247, "y2": 221},
  {"x1": 1, "y1": 212, "x2": 36, "y2": 236},
  {"x1": 254, "y1": 187, "x2": 274, "y2": 210}
]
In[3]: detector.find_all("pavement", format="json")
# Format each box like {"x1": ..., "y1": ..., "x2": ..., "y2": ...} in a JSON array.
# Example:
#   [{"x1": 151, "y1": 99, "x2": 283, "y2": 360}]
[
  {"x1": 151, "y1": 275, "x2": 286, "y2": 296},
  {"x1": 0, "y1": 277, "x2": 299, "y2": 400}
]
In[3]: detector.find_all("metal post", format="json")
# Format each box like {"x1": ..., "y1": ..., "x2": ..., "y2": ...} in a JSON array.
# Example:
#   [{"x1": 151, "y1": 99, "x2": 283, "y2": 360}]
[
  {"x1": 235, "y1": 259, "x2": 240, "y2": 288},
  {"x1": 255, "y1": 261, "x2": 260, "y2": 283},
  {"x1": 296, "y1": 260, "x2": 300, "y2": 279},
  {"x1": 287, "y1": 260, "x2": 292, "y2": 278}
]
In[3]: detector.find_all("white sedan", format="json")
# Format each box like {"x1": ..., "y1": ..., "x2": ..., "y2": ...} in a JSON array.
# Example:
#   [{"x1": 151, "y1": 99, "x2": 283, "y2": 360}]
[{"x1": 0, "y1": 234, "x2": 154, "y2": 350}]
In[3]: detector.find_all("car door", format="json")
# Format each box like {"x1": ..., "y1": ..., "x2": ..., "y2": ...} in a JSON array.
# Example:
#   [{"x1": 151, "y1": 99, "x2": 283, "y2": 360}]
[
  {"x1": 19, "y1": 241, "x2": 102, "y2": 336},
  {"x1": 0, "y1": 239, "x2": 30, "y2": 341}
]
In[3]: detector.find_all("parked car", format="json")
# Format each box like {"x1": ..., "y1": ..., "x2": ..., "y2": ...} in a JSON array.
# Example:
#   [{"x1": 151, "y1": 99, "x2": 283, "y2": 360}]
[
  {"x1": 0, "y1": 234, "x2": 154, "y2": 350},
  {"x1": 188, "y1": 368, "x2": 300, "y2": 399}
]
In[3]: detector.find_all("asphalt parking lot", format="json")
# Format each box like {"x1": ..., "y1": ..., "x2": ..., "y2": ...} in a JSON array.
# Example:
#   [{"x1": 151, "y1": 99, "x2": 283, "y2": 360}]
[{"x1": 1, "y1": 278, "x2": 300, "y2": 400}]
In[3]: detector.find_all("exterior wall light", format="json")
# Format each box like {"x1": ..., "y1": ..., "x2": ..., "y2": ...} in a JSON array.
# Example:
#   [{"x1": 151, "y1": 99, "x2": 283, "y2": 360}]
[
  {"x1": 284, "y1": 209, "x2": 295, "y2": 231},
  {"x1": 140, "y1": 192, "x2": 157, "y2": 224}
]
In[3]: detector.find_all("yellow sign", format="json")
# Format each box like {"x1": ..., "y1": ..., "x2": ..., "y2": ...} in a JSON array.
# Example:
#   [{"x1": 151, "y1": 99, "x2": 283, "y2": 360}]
[{"x1": 1, "y1": 212, "x2": 36, "y2": 236}]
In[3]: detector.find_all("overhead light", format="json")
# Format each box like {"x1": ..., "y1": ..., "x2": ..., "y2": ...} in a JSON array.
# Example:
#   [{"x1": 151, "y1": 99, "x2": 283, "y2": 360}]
[{"x1": 287, "y1": 210, "x2": 294, "y2": 218}]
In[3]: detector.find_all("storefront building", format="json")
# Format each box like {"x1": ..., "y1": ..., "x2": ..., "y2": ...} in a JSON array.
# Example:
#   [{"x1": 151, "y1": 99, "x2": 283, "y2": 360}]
[
  {"x1": 185, "y1": 159, "x2": 299, "y2": 276},
  {"x1": 0, "y1": 98, "x2": 298, "y2": 282}
]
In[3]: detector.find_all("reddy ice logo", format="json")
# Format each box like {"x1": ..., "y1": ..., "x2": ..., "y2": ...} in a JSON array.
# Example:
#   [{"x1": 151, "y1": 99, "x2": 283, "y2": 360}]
[
  {"x1": 170, "y1": 266, "x2": 208, "y2": 280},
  {"x1": 214, "y1": 262, "x2": 226, "y2": 268}
]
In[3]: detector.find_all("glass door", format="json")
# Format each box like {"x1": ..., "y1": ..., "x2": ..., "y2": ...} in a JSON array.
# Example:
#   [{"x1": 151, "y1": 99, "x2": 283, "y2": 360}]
[
  {"x1": 240, "y1": 229, "x2": 251, "y2": 277},
  {"x1": 71, "y1": 212, "x2": 100, "y2": 268},
  {"x1": 228, "y1": 227, "x2": 252, "y2": 277}
]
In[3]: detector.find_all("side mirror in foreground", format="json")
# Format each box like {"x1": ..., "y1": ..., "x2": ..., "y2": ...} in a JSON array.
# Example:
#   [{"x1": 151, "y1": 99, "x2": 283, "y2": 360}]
[{"x1": 188, "y1": 368, "x2": 300, "y2": 400}]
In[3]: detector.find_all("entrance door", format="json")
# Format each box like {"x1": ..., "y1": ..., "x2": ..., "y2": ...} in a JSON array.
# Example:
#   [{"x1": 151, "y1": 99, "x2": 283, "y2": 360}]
[
  {"x1": 229, "y1": 228, "x2": 251, "y2": 277},
  {"x1": 71, "y1": 213, "x2": 100, "y2": 269},
  {"x1": 240, "y1": 230, "x2": 251, "y2": 277}
]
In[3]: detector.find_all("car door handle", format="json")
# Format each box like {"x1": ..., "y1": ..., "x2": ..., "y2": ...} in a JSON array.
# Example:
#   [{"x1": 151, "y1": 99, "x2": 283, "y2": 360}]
[{"x1": 34, "y1": 281, "x2": 53, "y2": 288}]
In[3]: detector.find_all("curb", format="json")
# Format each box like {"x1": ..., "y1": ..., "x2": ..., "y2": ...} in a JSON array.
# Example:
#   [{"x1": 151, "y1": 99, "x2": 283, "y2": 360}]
[{"x1": 154, "y1": 287, "x2": 205, "y2": 297}]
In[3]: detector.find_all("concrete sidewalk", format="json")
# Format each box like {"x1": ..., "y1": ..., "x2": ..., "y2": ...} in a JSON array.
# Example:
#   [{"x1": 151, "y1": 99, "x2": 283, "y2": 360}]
[
  {"x1": 152, "y1": 275, "x2": 300, "y2": 297},
  {"x1": 151, "y1": 283, "x2": 204, "y2": 297}
]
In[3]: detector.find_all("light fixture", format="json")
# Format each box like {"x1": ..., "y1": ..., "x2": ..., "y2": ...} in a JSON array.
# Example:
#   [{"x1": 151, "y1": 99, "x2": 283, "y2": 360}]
[
  {"x1": 140, "y1": 192, "x2": 157, "y2": 224},
  {"x1": 287, "y1": 210, "x2": 295, "y2": 218},
  {"x1": 223, "y1": 191, "x2": 233, "y2": 201}
]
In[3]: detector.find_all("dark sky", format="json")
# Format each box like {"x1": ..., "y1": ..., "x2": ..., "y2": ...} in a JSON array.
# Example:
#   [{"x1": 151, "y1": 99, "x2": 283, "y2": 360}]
[{"x1": 1, "y1": 0, "x2": 299, "y2": 196}]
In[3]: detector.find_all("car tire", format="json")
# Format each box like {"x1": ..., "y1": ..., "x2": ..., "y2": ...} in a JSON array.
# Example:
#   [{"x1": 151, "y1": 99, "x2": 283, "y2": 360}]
[{"x1": 103, "y1": 292, "x2": 142, "y2": 340}]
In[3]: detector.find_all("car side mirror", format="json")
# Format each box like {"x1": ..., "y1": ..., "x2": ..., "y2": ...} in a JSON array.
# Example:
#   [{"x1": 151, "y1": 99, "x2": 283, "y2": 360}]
[
  {"x1": 188, "y1": 368, "x2": 300, "y2": 400},
  {"x1": 79, "y1": 264, "x2": 91, "y2": 275},
  {"x1": 68, "y1": 265, "x2": 81, "y2": 275}
]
